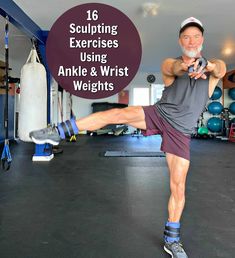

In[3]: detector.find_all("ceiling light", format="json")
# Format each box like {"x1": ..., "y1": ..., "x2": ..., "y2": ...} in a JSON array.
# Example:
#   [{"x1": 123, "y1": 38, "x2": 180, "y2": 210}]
[
  {"x1": 222, "y1": 47, "x2": 233, "y2": 56},
  {"x1": 142, "y1": 2, "x2": 160, "y2": 17},
  {"x1": 222, "y1": 40, "x2": 234, "y2": 56}
]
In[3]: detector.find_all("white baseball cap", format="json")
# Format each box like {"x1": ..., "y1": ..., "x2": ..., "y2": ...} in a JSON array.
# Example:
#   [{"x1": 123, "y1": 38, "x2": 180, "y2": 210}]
[{"x1": 179, "y1": 17, "x2": 204, "y2": 35}]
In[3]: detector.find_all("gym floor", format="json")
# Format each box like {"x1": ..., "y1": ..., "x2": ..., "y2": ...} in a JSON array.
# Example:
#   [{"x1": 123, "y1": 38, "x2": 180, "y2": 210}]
[{"x1": 0, "y1": 135, "x2": 234, "y2": 258}]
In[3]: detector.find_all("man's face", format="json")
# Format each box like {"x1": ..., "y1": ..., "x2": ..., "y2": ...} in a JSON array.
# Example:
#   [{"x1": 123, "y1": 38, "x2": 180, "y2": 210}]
[{"x1": 179, "y1": 26, "x2": 204, "y2": 58}]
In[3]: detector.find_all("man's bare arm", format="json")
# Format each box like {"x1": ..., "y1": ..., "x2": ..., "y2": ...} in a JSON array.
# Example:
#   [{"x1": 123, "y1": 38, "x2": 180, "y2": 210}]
[
  {"x1": 207, "y1": 59, "x2": 226, "y2": 79},
  {"x1": 161, "y1": 58, "x2": 195, "y2": 86}
]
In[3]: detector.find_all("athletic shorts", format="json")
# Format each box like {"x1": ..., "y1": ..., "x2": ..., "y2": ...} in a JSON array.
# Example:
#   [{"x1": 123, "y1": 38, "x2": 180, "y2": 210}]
[{"x1": 142, "y1": 105, "x2": 191, "y2": 161}]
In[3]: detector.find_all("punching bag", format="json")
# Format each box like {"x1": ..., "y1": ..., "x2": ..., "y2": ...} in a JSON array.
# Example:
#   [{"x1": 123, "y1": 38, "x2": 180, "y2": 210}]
[{"x1": 18, "y1": 49, "x2": 47, "y2": 142}]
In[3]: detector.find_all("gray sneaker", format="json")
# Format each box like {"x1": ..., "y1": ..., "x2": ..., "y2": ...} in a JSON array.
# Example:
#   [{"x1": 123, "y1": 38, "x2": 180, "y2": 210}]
[
  {"x1": 164, "y1": 242, "x2": 188, "y2": 258},
  {"x1": 29, "y1": 125, "x2": 61, "y2": 145}
]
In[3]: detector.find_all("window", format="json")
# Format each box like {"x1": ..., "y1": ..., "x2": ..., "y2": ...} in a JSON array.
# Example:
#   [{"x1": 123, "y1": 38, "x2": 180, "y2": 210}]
[
  {"x1": 133, "y1": 84, "x2": 164, "y2": 106},
  {"x1": 151, "y1": 84, "x2": 164, "y2": 104},
  {"x1": 133, "y1": 88, "x2": 150, "y2": 106}
]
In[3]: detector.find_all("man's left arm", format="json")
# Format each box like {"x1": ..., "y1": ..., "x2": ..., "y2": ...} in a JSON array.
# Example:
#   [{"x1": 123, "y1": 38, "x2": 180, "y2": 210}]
[
  {"x1": 207, "y1": 59, "x2": 227, "y2": 97},
  {"x1": 190, "y1": 58, "x2": 226, "y2": 97},
  {"x1": 207, "y1": 59, "x2": 227, "y2": 79},
  {"x1": 190, "y1": 58, "x2": 226, "y2": 80}
]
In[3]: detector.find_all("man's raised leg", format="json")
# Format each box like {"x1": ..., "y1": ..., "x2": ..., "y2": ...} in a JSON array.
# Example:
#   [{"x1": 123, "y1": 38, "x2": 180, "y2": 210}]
[{"x1": 30, "y1": 106, "x2": 146, "y2": 145}]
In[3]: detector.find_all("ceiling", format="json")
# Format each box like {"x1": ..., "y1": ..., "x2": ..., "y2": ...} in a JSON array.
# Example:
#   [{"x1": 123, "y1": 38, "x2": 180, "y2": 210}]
[{"x1": 1, "y1": 0, "x2": 235, "y2": 76}]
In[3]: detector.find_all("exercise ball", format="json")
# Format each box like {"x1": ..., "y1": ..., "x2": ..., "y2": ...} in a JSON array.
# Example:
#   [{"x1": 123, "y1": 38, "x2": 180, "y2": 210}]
[
  {"x1": 207, "y1": 101, "x2": 223, "y2": 115},
  {"x1": 207, "y1": 117, "x2": 222, "y2": 132},
  {"x1": 198, "y1": 127, "x2": 209, "y2": 135},
  {"x1": 229, "y1": 102, "x2": 235, "y2": 115},
  {"x1": 210, "y1": 86, "x2": 222, "y2": 100},
  {"x1": 228, "y1": 88, "x2": 235, "y2": 100}
]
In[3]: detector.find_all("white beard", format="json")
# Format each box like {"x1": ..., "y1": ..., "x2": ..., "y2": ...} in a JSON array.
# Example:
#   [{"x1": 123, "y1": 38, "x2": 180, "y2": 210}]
[{"x1": 181, "y1": 45, "x2": 203, "y2": 58}]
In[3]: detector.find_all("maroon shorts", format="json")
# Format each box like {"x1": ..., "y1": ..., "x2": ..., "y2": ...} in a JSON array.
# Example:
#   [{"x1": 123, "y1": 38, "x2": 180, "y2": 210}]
[{"x1": 142, "y1": 105, "x2": 191, "y2": 160}]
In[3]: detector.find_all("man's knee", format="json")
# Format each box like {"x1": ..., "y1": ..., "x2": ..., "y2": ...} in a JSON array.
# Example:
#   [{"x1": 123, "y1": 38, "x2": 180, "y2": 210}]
[{"x1": 170, "y1": 181, "x2": 186, "y2": 199}]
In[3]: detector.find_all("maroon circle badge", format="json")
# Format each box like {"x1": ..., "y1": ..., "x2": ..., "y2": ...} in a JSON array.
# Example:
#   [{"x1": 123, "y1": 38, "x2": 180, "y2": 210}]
[{"x1": 46, "y1": 3, "x2": 142, "y2": 99}]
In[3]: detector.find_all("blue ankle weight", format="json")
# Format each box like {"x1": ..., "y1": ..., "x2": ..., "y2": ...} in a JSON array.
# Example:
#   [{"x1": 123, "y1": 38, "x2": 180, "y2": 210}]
[
  {"x1": 57, "y1": 117, "x2": 79, "y2": 139},
  {"x1": 164, "y1": 221, "x2": 180, "y2": 243}
]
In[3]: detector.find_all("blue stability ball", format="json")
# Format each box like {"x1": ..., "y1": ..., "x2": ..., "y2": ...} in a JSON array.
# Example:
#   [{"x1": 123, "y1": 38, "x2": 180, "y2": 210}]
[
  {"x1": 228, "y1": 88, "x2": 235, "y2": 100},
  {"x1": 210, "y1": 86, "x2": 222, "y2": 100},
  {"x1": 229, "y1": 102, "x2": 235, "y2": 114},
  {"x1": 207, "y1": 117, "x2": 222, "y2": 132},
  {"x1": 207, "y1": 101, "x2": 223, "y2": 115}
]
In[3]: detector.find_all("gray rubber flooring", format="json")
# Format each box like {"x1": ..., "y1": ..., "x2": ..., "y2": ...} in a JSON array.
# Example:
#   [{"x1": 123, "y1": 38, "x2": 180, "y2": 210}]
[{"x1": 0, "y1": 135, "x2": 234, "y2": 258}]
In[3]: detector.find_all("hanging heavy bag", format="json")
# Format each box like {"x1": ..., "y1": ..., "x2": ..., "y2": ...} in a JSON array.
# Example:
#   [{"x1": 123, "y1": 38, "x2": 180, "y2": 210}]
[{"x1": 18, "y1": 49, "x2": 47, "y2": 142}]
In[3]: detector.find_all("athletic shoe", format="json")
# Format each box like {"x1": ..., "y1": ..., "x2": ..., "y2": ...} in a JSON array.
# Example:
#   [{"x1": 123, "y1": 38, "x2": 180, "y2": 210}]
[
  {"x1": 164, "y1": 242, "x2": 188, "y2": 258},
  {"x1": 29, "y1": 125, "x2": 61, "y2": 145}
]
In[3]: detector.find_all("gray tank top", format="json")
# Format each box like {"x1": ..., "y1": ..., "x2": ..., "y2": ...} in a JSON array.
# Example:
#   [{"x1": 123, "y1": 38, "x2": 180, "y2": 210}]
[{"x1": 155, "y1": 58, "x2": 209, "y2": 135}]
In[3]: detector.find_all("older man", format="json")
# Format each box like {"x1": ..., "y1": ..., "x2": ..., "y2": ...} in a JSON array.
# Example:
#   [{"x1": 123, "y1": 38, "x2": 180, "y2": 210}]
[{"x1": 30, "y1": 17, "x2": 226, "y2": 258}]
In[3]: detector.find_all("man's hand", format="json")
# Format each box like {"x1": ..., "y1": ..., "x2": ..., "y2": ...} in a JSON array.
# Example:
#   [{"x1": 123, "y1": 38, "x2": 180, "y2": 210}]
[
  {"x1": 188, "y1": 57, "x2": 210, "y2": 80},
  {"x1": 179, "y1": 58, "x2": 195, "y2": 72},
  {"x1": 172, "y1": 58, "x2": 196, "y2": 75}
]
